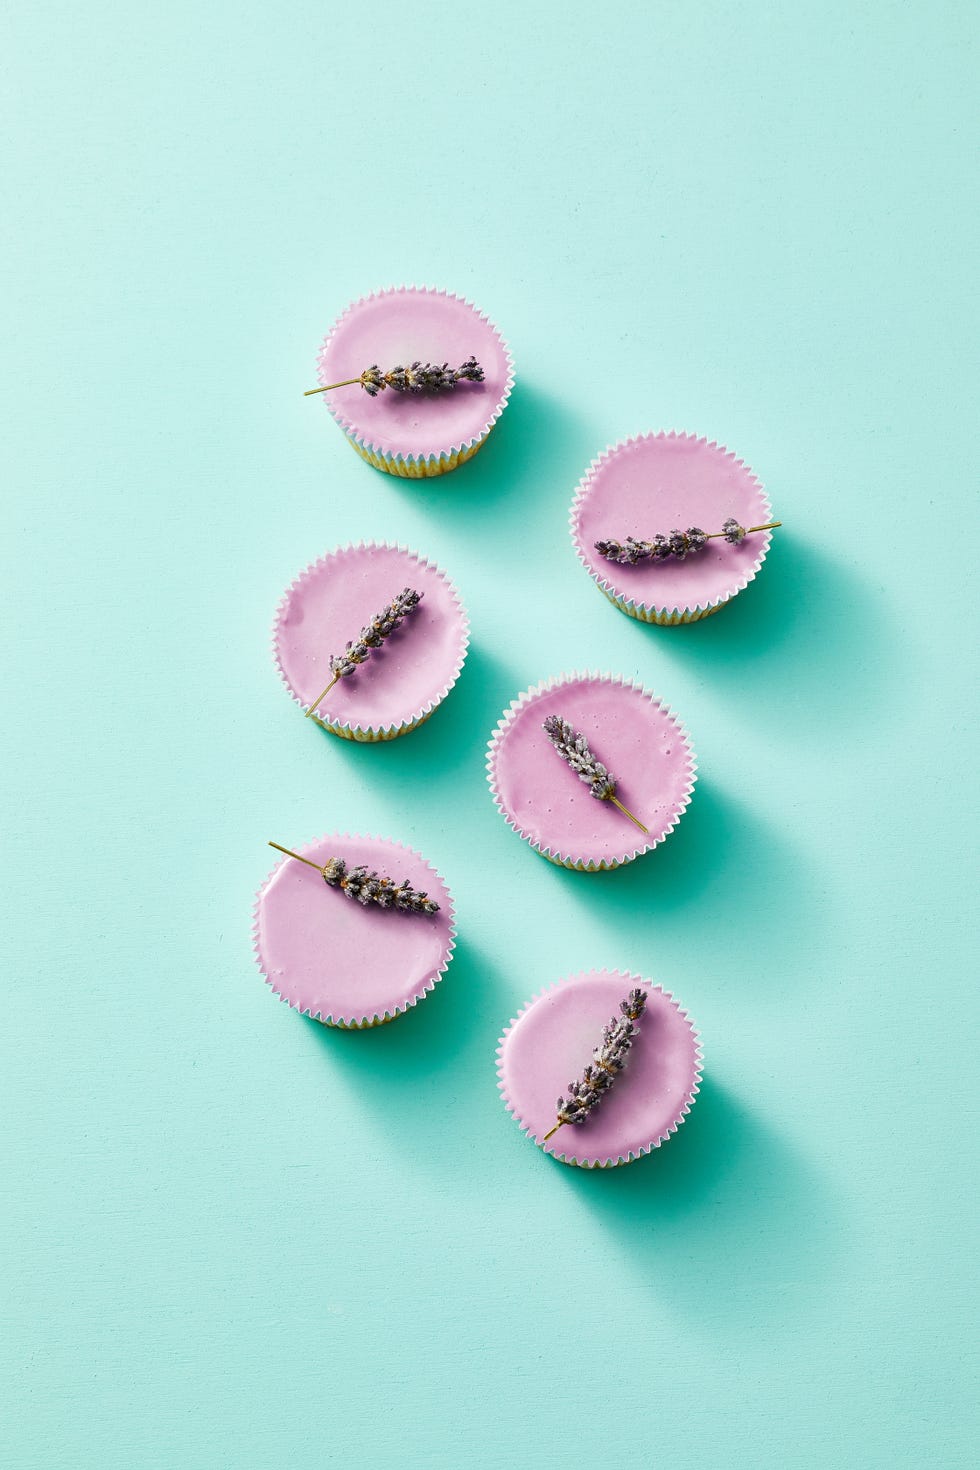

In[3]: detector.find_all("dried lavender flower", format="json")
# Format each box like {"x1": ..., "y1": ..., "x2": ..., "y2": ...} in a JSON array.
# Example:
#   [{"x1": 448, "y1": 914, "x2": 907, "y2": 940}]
[
  {"x1": 595, "y1": 518, "x2": 780, "y2": 565},
  {"x1": 329, "y1": 586, "x2": 422, "y2": 679},
  {"x1": 543, "y1": 988, "x2": 648, "y2": 1141},
  {"x1": 321, "y1": 855, "x2": 439, "y2": 914},
  {"x1": 270, "y1": 844, "x2": 439, "y2": 915},
  {"x1": 305, "y1": 587, "x2": 422, "y2": 719},
  {"x1": 306, "y1": 358, "x2": 485, "y2": 398},
  {"x1": 542, "y1": 714, "x2": 647, "y2": 833}
]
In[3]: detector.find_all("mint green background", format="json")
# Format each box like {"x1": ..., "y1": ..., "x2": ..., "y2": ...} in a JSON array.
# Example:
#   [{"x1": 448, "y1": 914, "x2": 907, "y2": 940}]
[{"x1": 3, "y1": 4, "x2": 977, "y2": 1466}]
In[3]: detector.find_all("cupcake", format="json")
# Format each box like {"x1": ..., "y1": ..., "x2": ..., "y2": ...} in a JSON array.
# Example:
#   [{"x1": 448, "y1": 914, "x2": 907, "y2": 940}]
[
  {"x1": 311, "y1": 287, "x2": 514, "y2": 478},
  {"x1": 486, "y1": 672, "x2": 696, "y2": 870},
  {"x1": 273, "y1": 542, "x2": 469, "y2": 741},
  {"x1": 497, "y1": 970, "x2": 702, "y2": 1167},
  {"x1": 254, "y1": 833, "x2": 456, "y2": 1028},
  {"x1": 570, "y1": 431, "x2": 778, "y2": 624}
]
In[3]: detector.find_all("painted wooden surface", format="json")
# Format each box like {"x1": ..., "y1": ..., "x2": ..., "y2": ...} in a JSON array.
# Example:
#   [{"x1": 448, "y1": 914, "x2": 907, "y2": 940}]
[{"x1": 3, "y1": 3, "x2": 976, "y2": 1465}]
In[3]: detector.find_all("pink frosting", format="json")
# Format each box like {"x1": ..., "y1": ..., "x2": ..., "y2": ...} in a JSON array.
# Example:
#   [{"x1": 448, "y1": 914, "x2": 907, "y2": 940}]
[
  {"x1": 488, "y1": 674, "x2": 696, "y2": 866},
  {"x1": 317, "y1": 288, "x2": 513, "y2": 460},
  {"x1": 274, "y1": 543, "x2": 468, "y2": 735},
  {"x1": 254, "y1": 835, "x2": 455, "y2": 1026},
  {"x1": 498, "y1": 971, "x2": 702, "y2": 1165},
  {"x1": 571, "y1": 432, "x2": 774, "y2": 617}
]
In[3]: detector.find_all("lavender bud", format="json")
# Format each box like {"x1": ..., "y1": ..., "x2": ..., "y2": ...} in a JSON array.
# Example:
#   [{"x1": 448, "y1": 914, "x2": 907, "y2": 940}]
[
  {"x1": 360, "y1": 365, "x2": 385, "y2": 396},
  {"x1": 457, "y1": 355, "x2": 485, "y2": 383},
  {"x1": 543, "y1": 714, "x2": 619, "y2": 804}
]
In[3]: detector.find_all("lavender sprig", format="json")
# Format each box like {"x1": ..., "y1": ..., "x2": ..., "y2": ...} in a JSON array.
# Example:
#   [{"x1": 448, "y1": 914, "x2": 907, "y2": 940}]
[
  {"x1": 269, "y1": 843, "x2": 439, "y2": 914},
  {"x1": 542, "y1": 714, "x2": 648, "y2": 834},
  {"x1": 543, "y1": 988, "x2": 648, "y2": 1142},
  {"x1": 595, "y1": 518, "x2": 781, "y2": 565},
  {"x1": 304, "y1": 587, "x2": 422, "y2": 719},
  {"x1": 306, "y1": 357, "x2": 485, "y2": 398}
]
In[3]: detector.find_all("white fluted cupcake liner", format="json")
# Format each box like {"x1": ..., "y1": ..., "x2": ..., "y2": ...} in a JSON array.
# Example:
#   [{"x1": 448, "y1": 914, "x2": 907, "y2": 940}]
[
  {"x1": 496, "y1": 972, "x2": 703, "y2": 1168},
  {"x1": 570, "y1": 431, "x2": 775, "y2": 624},
  {"x1": 272, "y1": 541, "x2": 470, "y2": 741},
  {"x1": 316, "y1": 286, "x2": 515, "y2": 478},
  {"x1": 486, "y1": 671, "x2": 697, "y2": 870},
  {"x1": 252, "y1": 834, "x2": 457, "y2": 1029},
  {"x1": 345, "y1": 435, "x2": 489, "y2": 479}
]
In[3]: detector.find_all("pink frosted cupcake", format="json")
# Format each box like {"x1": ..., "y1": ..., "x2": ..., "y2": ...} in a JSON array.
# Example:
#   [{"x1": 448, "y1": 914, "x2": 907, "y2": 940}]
[
  {"x1": 254, "y1": 834, "x2": 456, "y2": 1028},
  {"x1": 571, "y1": 431, "x2": 779, "y2": 624},
  {"x1": 273, "y1": 542, "x2": 469, "y2": 741},
  {"x1": 497, "y1": 970, "x2": 702, "y2": 1167},
  {"x1": 486, "y1": 672, "x2": 696, "y2": 871},
  {"x1": 310, "y1": 287, "x2": 514, "y2": 478}
]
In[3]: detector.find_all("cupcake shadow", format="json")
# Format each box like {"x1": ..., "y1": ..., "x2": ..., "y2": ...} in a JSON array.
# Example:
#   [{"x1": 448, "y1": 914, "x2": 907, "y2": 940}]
[
  {"x1": 392, "y1": 381, "x2": 600, "y2": 524},
  {"x1": 537, "y1": 782, "x2": 820, "y2": 976},
  {"x1": 299, "y1": 936, "x2": 511, "y2": 1162},
  {"x1": 316, "y1": 640, "x2": 520, "y2": 788},
  {"x1": 558, "y1": 1078, "x2": 845, "y2": 1327},
  {"x1": 622, "y1": 533, "x2": 897, "y2": 740}
]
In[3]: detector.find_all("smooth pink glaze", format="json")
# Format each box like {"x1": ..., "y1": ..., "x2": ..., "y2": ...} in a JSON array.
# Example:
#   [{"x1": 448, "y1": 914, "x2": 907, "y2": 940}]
[
  {"x1": 572, "y1": 434, "x2": 773, "y2": 614},
  {"x1": 275, "y1": 544, "x2": 467, "y2": 732},
  {"x1": 498, "y1": 971, "x2": 701, "y2": 1164},
  {"x1": 255, "y1": 835, "x2": 454, "y2": 1024},
  {"x1": 317, "y1": 289, "x2": 512, "y2": 459},
  {"x1": 489, "y1": 676, "x2": 694, "y2": 864}
]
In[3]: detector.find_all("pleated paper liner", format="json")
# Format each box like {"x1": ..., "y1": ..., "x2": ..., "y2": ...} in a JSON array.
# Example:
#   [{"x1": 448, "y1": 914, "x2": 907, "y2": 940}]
[
  {"x1": 486, "y1": 672, "x2": 696, "y2": 870},
  {"x1": 570, "y1": 431, "x2": 775, "y2": 624},
  {"x1": 272, "y1": 541, "x2": 469, "y2": 741},
  {"x1": 497, "y1": 971, "x2": 703, "y2": 1168},
  {"x1": 253, "y1": 833, "x2": 456, "y2": 1029},
  {"x1": 315, "y1": 286, "x2": 514, "y2": 478}
]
